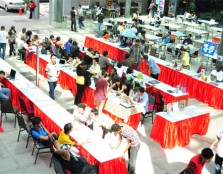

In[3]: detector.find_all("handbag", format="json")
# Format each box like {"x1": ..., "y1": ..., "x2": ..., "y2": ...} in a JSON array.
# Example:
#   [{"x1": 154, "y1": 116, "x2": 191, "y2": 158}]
[{"x1": 80, "y1": 16, "x2": 85, "y2": 21}]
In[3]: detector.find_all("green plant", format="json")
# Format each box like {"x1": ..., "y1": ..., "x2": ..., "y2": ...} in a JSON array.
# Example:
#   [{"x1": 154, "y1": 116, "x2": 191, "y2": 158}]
[{"x1": 23, "y1": 0, "x2": 30, "y2": 9}]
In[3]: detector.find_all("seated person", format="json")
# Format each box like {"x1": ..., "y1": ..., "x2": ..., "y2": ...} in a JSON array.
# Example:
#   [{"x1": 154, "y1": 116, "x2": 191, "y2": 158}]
[
  {"x1": 179, "y1": 47, "x2": 190, "y2": 70},
  {"x1": 31, "y1": 117, "x2": 57, "y2": 145},
  {"x1": 42, "y1": 37, "x2": 52, "y2": 50},
  {"x1": 120, "y1": 36, "x2": 128, "y2": 47},
  {"x1": 162, "y1": 31, "x2": 172, "y2": 45},
  {"x1": 130, "y1": 87, "x2": 149, "y2": 114},
  {"x1": 85, "y1": 108, "x2": 99, "y2": 130},
  {"x1": 110, "y1": 68, "x2": 119, "y2": 85},
  {"x1": 67, "y1": 56, "x2": 76, "y2": 66},
  {"x1": 183, "y1": 34, "x2": 193, "y2": 45},
  {"x1": 126, "y1": 68, "x2": 134, "y2": 83},
  {"x1": 84, "y1": 48, "x2": 99, "y2": 66},
  {"x1": 117, "y1": 22, "x2": 125, "y2": 32},
  {"x1": 65, "y1": 38, "x2": 73, "y2": 55},
  {"x1": 121, "y1": 53, "x2": 136, "y2": 68},
  {"x1": 167, "y1": 39, "x2": 176, "y2": 56},
  {"x1": 120, "y1": 82, "x2": 133, "y2": 97},
  {"x1": 72, "y1": 103, "x2": 91, "y2": 124},
  {"x1": 58, "y1": 123, "x2": 83, "y2": 156},
  {"x1": 88, "y1": 59, "x2": 101, "y2": 82},
  {"x1": 109, "y1": 77, "x2": 123, "y2": 93},
  {"x1": 0, "y1": 71, "x2": 10, "y2": 99},
  {"x1": 52, "y1": 140, "x2": 98, "y2": 174},
  {"x1": 102, "y1": 30, "x2": 109, "y2": 40},
  {"x1": 72, "y1": 55, "x2": 82, "y2": 69},
  {"x1": 115, "y1": 62, "x2": 123, "y2": 77},
  {"x1": 70, "y1": 41, "x2": 80, "y2": 58},
  {"x1": 155, "y1": 16, "x2": 161, "y2": 25},
  {"x1": 209, "y1": 66, "x2": 223, "y2": 82},
  {"x1": 132, "y1": 72, "x2": 144, "y2": 90}
]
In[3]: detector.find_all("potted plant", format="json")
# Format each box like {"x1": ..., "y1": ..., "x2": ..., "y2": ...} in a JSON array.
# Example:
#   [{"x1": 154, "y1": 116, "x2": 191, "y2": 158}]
[{"x1": 23, "y1": 0, "x2": 30, "y2": 11}]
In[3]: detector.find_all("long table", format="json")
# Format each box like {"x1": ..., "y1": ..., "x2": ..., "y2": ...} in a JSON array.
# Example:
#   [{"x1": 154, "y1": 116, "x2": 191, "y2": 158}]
[
  {"x1": 84, "y1": 35, "x2": 128, "y2": 62},
  {"x1": 150, "y1": 106, "x2": 210, "y2": 149},
  {"x1": 25, "y1": 51, "x2": 143, "y2": 129},
  {"x1": 0, "y1": 59, "x2": 128, "y2": 174}
]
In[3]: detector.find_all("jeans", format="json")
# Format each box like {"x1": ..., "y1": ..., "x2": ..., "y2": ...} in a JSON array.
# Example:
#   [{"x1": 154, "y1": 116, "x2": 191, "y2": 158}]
[
  {"x1": 48, "y1": 81, "x2": 57, "y2": 100},
  {"x1": 78, "y1": 17, "x2": 85, "y2": 29},
  {"x1": 98, "y1": 23, "x2": 103, "y2": 37},
  {"x1": 128, "y1": 144, "x2": 140, "y2": 174},
  {"x1": 71, "y1": 19, "x2": 76, "y2": 31},
  {"x1": 9, "y1": 41, "x2": 15, "y2": 56},
  {"x1": 0, "y1": 43, "x2": 6, "y2": 59},
  {"x1": 29, "y1": 8, "x2": 34, "y2": 19},
  {"x1": 215, "y1": 153, "x2": 223, "y2": 174},
  {"x1": 0, "y1": 88, "x2": 10, "y2": 99}
]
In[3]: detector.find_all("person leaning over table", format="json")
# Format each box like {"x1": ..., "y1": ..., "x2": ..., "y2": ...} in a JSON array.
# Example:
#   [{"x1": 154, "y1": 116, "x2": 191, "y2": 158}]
[
  {"x1": 141, "y1": 55, "x2": 160, "y2": 80},
  {"x1": 179, "y1": 47, "x2": 190, "y2": 70},
  {"x1": 45, "y1": 55, "x2": 60, "y2": 100},
  {"x1": 111, "y1": 123, "x2": 140, "y2": 174},
  {"x1": 84, "y1": 48, "x2": 99, "y2": 66},
  {"x1": 73, "y1": 103, "x2": 91, "y2": 124},
  {"x1": 209, "y1": 66, "x2": 223, "y2": 82},
  {"x1": 74, "y1": 61, "x2": 88, "y2": 105},
  {"x1": 121, "y1": 53, "x2": 136, "y2": 68}
]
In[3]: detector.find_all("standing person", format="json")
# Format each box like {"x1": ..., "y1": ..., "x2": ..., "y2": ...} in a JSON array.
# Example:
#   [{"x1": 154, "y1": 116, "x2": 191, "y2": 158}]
[
  {"x1": 111, "y1": 123, "x2": 140, "y2": 174},
  {"x1": 94, "y1": 73, "x2": 110, "y2": 112},
  {"x1": 70, "y1": 7, "x2": 77, "y2": 32},
  {"x1": 129, "y1": 39, "x2": 144, "y2": 69},
  {"x1": 0, "y1": 26, "x2": 8, "y2": 60},
  {"x1": 29, "y1": 0, "x2": 36, "y2": 19},
  {"x1": 184, "y1": 148, "x2": 213, "y2": 174},
  {"x1": 45, "y1": 55, "x2": 60, "y2": 100},
  {"x1": 99, "y1": 51, "x2": 110, "y2": 70},
  {"x1": 75, "y1": 61, "x2": 88, "y2": 105},
  {"x1": 78, "y1": 5, "x2": 85, "y2": 29},
  {"x1": 148, "y1": 0, "x2": 156, "y2": 18},
  {"x1": 97, "y1": 11, "x2": 104, "y2": 37},
  {"x1": 211, "y1": 129, "x2": 223, "y2": 174},
  {"x1": 8, "y1": 26, "x2": 17, "y2": 57}
]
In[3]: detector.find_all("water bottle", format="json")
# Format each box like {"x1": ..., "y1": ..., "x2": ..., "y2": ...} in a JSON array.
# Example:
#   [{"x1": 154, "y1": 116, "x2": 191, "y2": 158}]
[
  {"x1": 82, "y1": 46, "x2": 85, "y2": 51},
  {"x1": 175, "y1": 85, "x2": 179, "y2": 93}
]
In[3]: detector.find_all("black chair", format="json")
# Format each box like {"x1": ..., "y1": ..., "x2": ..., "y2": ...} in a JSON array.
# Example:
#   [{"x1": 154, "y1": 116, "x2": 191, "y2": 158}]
[
  {"x1": 17, "y1": 114, "x2": 32, "y2": 148},
  {"x1": 52, "y1": 156, "x2": 65, "y2": 174},
  {"x1": 18, "y1": 96, "x2": 34, "y2": 121},
  {"x1": 31, "y1": 132, "x2": 51, "y2": 164},
  {"x1": 1, "y1": 99, "x2": 19, "y2": 128},
  {"x1": 141, "y1": 95, "x2": 156, "y2": 125}
]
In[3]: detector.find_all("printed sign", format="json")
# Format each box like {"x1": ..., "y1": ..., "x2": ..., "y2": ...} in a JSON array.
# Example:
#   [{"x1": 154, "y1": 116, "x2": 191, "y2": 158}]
[{"x1": 201, "y1": 41, "x2": 218, "y2": 56}]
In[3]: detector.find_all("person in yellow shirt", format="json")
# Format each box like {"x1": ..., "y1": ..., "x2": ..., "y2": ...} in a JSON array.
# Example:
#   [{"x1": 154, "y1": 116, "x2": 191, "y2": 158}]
[{"x1": 180, "y1": 47, "x2": 190, "y2": 70}]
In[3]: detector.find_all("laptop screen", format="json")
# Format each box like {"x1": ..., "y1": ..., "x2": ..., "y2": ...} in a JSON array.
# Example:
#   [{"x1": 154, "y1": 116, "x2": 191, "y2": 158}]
[
  {"x1": 9, "y1": 69, "x2": 16, "y2": 78},
  {"x1": 211, "y1": 74, "x2": 217, "y2": 82},
  {"x1": 59, "y1": 59, "x2": 66, "y2": 64}
]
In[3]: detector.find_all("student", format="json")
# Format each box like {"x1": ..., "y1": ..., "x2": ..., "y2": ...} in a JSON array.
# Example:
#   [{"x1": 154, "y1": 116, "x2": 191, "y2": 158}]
[{"x1": 85, "y1": 108, "x2": 99, "y2": 130}]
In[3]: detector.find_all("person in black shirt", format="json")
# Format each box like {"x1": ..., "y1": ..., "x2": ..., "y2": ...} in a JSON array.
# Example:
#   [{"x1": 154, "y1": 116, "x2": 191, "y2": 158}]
[
  {"x1": 70, "y1": 7, "x2": 77, "y2": 32},
  {"x1": 75, "y1": 61, "x2": 88, "y2": 105},
  {"x1": 97, "y1": 11, "x2": 104, "y2": 37},
  {"x1": 183, "y1": 34, "x2": 193, "y2": 45}
]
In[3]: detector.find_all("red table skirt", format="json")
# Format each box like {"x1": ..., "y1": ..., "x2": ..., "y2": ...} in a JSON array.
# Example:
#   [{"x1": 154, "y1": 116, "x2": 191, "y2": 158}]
[
  {"x1": 102, "y1": 109, "x2": 141, "y2": 130},
  {"x1": 150, "y1": 113, "x2": 210, "y2": 149},
  {"x1": 158, "y1": 63, "x2": 223, "y2": 109},
  {"x1": 84, "y1": 36, "x2": 127, "y2": 62}
]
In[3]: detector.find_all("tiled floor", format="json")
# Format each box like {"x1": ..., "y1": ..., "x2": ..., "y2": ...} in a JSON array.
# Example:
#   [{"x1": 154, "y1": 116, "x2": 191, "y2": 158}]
[{"x1": 0, "y1": 4, "x2": 223, "y2": 174}]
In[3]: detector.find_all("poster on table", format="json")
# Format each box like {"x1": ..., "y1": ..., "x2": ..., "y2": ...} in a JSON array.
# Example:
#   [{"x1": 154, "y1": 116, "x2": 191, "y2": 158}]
[{"x1": 201, "y1": 41, "x2": 218, "y2": 56}]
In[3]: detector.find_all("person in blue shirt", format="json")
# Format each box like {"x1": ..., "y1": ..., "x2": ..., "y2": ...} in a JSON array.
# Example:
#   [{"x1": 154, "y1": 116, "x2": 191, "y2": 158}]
[
  {"x1": 142, "y1": 55, "x2": 160, "y2": 80},
  {"x1": 163, "y1": 31, "x2": 172, "y2": 45},
  {"x1": 130, "y1": 87, "x2": 149, "y2": 114},
  {"x1": 65, "y1": 38, "x2": 73, "y2": 55},
  {"x1": 31, "y1": 117, "x2": 57, "y2": 145}
]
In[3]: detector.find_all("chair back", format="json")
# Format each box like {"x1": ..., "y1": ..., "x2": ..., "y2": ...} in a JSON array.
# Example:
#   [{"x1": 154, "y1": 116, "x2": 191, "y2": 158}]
[
  {"x1": 151, "y1": 90, "x2": 164, "y2": 111},
  {"x1": 148, "y1": 95, "x2": 156, "y2": 112},
  {"x1": 18, "y1": 96, "x2": 28, "y2": 115},
  {"x1": 52, "y1": 156, "x2": 65, "y2": 174},
  {"x1": 1, "y1": 99, "x2": 14, "y2": 114},
  {"x1": 17, "y1": 114, "x2": 29, "y2": 132}
]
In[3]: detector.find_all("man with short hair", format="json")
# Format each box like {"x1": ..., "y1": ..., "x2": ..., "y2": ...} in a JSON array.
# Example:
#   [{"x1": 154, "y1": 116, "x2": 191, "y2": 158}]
[
  {"x1": 185, "y1": 148, "x2": 214, "y2": 174},
  {"x1": 0, "y1": 26, "x2": 8, "y2": 60},
  {"x1": 99, "y1": 51, "x2": 110, "y2": 69},
  {"x1": 111, "y1": 123, "x2": 140, "y2": 174},
  {"x1": 183, "y1": 34, "x2": 193, "y2": 45},
  {"x1": 31, "y1": 117, "x2": 57, "y2": 145},
  {"x1": 72, "y1": 103, "x2": 91, "y2": 124},
  {"x1": 142, "y1": 55, "x2": 160, "y2": 79},
  {"x1": 97, "y1": 11, "x2": 104, "y2": 37},
  {"x1": 70, "y1": 7, "x2": 77, "y2": 32},
  {"x1": 121, "y1": 53, "x2": 136, "y2": 68},
  {"x1": 45, "y1": 55, "x2": 60, "y2": 100},
  {"x1": 78, "y1": 5, "x2": 85, "y2": 29},
  {"x1": 163, "y1": 31, "x2": 172, "y2": 45},
  {"x1": 131, "y1": 87, "x2": 149, "y2": 114},
  {"x1": 129, "y1": 39, "x2": 144, "y2": 69}
]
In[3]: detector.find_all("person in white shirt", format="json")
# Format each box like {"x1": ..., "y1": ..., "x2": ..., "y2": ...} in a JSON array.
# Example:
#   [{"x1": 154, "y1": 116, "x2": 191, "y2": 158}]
[
  {"x1": 16, "y1": 38, "x2": 28, "y2": 62},
  {"x1": 45, "y1": 55, "x2": 60, "y2": 100},
  {"x1": 72, "y1": 103, "x2": 91, "y2": 124},
  {"x1": 210, "y1": 66, "x2": 223, "y2": 82},
  {"x1": 17, "y1": 28, "x2": 26, "y2": 41},
  {"x1": 78, "y1": 5, "x2": 85, "y2": 29},
  {"x1": 88, "y1": 59, "x2": 101, "y2": 83},
  {"x1": 0, "y1": 26, "x2": 8, "y2": 60},
  {"x1": 115, "y1": 62, "x2": 123, "y2": 78}
]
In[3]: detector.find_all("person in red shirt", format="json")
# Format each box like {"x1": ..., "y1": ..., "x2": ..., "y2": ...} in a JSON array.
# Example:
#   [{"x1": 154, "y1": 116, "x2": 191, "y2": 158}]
[
  {"x1": 29, "y1": 1, "x2": 36, "y2": 19},
  {"x1": 185, "y1": 148, "x2": 214, "y2": 174}
]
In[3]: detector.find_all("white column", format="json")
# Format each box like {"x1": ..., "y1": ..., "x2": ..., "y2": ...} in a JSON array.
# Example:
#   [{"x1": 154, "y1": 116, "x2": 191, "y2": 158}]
[
  {"x1": 125, "y1": 0, "x2": 131, "y2": 18},
  {"x1": 33, "y1": 0, "x2": 40, "y2": 19}
]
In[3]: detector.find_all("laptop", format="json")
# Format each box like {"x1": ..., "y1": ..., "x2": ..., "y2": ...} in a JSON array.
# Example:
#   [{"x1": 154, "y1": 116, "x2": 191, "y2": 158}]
[
  {"x1": 148, "y1": 80, "x2": 160, "y2": 85},
  {"x1": 5, "y1": 69, "x2": 16, "y2": 80},
  {"x1": 59, "y1": 59, "x2": 66, "y2": 64}
]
